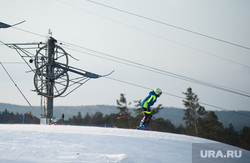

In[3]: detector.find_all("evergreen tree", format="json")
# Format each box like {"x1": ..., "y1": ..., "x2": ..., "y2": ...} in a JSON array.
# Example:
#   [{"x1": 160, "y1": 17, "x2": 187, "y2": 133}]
[
  {"x1": 92, "y1": 112, "x2": 104, "y2": 125},
  {"x1": 76, "y1": 112, "x2": 83, "y2": 123},
  {"x1": 199, "y1": 111, "x2": 223, "y2": 140},
  {"x1": 3, "y1": 109, "x2": 11, "y2": 114},
  {"x1": 116, "y1": 93, "x2": 130, "y2": 127},
  {"x1": 182, "y1": 87, "x2": 206, "y2": 136},
  {"x1": 223, "y1": 123, "x2": 240, "y2": 146},
  {"x1": 82, "y1": 113, "x2": 91, "y2": 125},
  {"x1": 116, "y1": 93, "x2": 131, "y2": 113},
  {"x1": 69, "y1": 112, "x2": 83, "y2": 124},
  {"x1": 176, "y1": 124, "x2": 185, "y2": 134},
  {"x1": 239, "y1": 126, "x2": 250, "y2": 150},
  {"x1": 151, "y1": 118, "x2": 176, "y2": 133}
]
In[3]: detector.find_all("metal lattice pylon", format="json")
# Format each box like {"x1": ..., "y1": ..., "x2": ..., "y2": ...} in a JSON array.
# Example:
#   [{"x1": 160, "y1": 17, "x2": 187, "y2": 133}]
[{"x1": 2, "y1": 36, "x2": 113, "y2": 124}]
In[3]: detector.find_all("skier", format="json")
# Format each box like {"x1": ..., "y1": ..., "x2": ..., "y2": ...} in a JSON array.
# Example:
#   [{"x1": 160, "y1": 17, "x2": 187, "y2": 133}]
[
  {"x1": 138, "y1": 88, "x2": 162, "y2": 130},
  {"x1": 51, "y1": 117, "x2": 57, "y2": 125}
]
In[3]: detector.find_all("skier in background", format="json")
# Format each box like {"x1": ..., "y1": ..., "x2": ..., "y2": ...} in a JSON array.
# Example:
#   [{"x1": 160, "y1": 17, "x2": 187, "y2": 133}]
[
  {"x1": 138, "y1": 88, "x2": 162, "y2": 130},
  {"x1": 51, "y1": 117, "x2": 57, "y2": 125}
]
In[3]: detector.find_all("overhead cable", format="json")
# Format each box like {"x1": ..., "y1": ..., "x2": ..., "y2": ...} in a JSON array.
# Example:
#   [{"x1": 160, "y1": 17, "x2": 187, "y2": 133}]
[
  {"x1": 106, "y1": 76, "x2": 250, "y2": 118},
  {"x1": 0, "y1": 61, "x2": 40, "y2": 118},
  {"x1": 55, "y1": 0, "x2": 250, "y2": 69},
  {"x1": 87, "y1": 0, "x2": 250, "y2": 50},
  {"x1": 59, "y1": 41, "x2": 250, "y2": 98}
]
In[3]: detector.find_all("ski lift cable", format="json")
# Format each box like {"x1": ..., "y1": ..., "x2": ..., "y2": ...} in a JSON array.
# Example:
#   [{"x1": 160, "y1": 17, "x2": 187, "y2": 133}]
[
  {"x1": 0, "y1": 62, "x2": 25, "y2": 64},
  {"x1": 87, "y1": 0, "x2": 250, "y2": 51},
  {"x1": 12, "y1": 26, "x2": 45, "y2": 38},
  {"x1": 3, "y1": 19, "x2": 250, "y2": 74},
  {"x1": 0, "y1": 61, "x2": 40, "y2": 118},
  {"x1": 105, "y1": 76, "x2": 250, "y2": 118},
  {"x1": 54, "y1": 0, "x2": 250, "y2": 69},
  {"x1": 59, "y1": 42, "x2": 250, "y2": 98},
  {"x1": 1, "y1": 30, "x2": 250, "y2": 99},
  {"x1": 3, "y1": 6, "x2": 249, "y2": 70}
]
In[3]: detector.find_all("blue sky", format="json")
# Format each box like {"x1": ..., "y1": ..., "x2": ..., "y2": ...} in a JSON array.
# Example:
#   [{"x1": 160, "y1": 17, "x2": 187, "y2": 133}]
[{"x1": 0, "y1": 0, "x2": 250, "y2": 111}]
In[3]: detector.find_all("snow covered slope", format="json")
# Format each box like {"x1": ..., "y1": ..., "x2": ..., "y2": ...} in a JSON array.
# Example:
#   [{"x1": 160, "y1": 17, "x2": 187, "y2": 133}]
[{"x1": 0, "y1": 124, "x2": 249, "y2": 163}]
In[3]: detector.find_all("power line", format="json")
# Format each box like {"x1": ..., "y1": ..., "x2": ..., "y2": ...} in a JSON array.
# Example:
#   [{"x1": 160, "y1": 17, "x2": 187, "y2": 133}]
[
  {"x1": 2, "y1": 3, "x2": 249, "y2": 73},
  {"x1": 55, "y1": 0, "x2": 250, "y2": 69},
  {"x1": 12, "y1": 27, "x2": 45, "y2": 38},
  {"x1": 0, "y1": 61, "x2": 40, "y2": 118},
  {"x1": 105, "y1": 76, "x2": 250, "y2": 118},
  {"x1": 1, "y1": 55, "x2": 249, "y2": 118},
  {"x1": 4, "y1": 11, "x2": 249, "y2": 70},
  {"x1": 106, "y1": 76, "x2": 183, "y2": 100},
  {"x1": 87, "y1": 0, "x2": 250, "y2": 50},
  {"x1": 59, "y1": 41, "x2": 250, "y2": 98},
  {"x1": 2, "y1": 25, "x2": 250, "y2": 98},
  {"x1": 0, "y1": 62, "x2": 25, "y2": 64}
]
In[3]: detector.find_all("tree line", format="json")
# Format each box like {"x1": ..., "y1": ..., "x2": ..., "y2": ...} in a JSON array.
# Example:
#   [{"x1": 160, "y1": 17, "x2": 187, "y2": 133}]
[
  {"x1": 0, "y1": 87, "x2": 249, "y2": 151},
  {"x1": 0, "y1": 109, "x2": 39, "y2": 124},
  {"x1": 68, "y1": 88, "x2": 250, "y2": 151}
]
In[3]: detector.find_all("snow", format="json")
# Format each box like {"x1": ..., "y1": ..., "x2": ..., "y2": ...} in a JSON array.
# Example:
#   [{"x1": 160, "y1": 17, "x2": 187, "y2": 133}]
[{"x1": 0, "y1": 124, "x2": 249, "y2": 163}]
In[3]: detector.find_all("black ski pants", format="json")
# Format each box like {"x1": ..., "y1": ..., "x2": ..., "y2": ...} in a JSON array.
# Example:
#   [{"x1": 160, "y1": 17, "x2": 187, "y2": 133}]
[{"x1": 142, "y1": 107, "x2": 152, "y2": 125}]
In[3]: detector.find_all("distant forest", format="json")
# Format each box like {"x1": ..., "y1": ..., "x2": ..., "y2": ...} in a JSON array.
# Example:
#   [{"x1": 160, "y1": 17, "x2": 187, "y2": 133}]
[
  {"x1": 0, "y1": 109, "x2": 39, "y2": 124},
  {"x1": 0, "y1": 88, "x2": 249, "y2": 151}
]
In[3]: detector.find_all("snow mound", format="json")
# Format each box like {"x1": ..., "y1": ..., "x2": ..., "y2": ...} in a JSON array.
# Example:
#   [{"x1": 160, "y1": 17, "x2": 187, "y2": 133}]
[{"x1": 0, "y1": 124, "x2": 249, "y2": 163}]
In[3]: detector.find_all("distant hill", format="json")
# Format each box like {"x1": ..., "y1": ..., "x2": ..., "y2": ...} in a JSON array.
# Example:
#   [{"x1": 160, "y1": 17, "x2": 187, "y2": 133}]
[
  {"x1": 154, "y1": 107, "x2": 250, "y2": 131},
  {"x1": 0, "y1": 103, "x2": 118, "y2": 120},
  {"x1": 0, "y1": 103, "x2": 249, "y2": 130}
]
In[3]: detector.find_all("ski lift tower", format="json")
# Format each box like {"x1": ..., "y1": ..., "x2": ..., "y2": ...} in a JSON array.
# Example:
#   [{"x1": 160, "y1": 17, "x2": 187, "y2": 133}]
[
  {"x1": 34, "y1": 36, "x2": 113, "y2": 124},
  {"x1": 41, "y1": 37, "x2": 56, "y2": 124},
  {"x1": 2, "y1": 31, "x2": 113, "y2": 125}
]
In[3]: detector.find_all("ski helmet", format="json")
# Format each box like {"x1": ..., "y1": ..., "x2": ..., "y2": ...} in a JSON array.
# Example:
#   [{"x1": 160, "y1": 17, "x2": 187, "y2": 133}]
[
  {"x1": 51, "y1": 117, "x2": 57, "y2": 122},
  {"x1": 154, "y1": 88, "x2": 162, "y2": 95}
]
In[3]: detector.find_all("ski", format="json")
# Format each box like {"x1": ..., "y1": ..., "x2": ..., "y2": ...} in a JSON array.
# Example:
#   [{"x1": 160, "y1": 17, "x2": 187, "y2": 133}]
[{"x1": 117, "y1": 112, "x2": 133, "y2": 119}]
